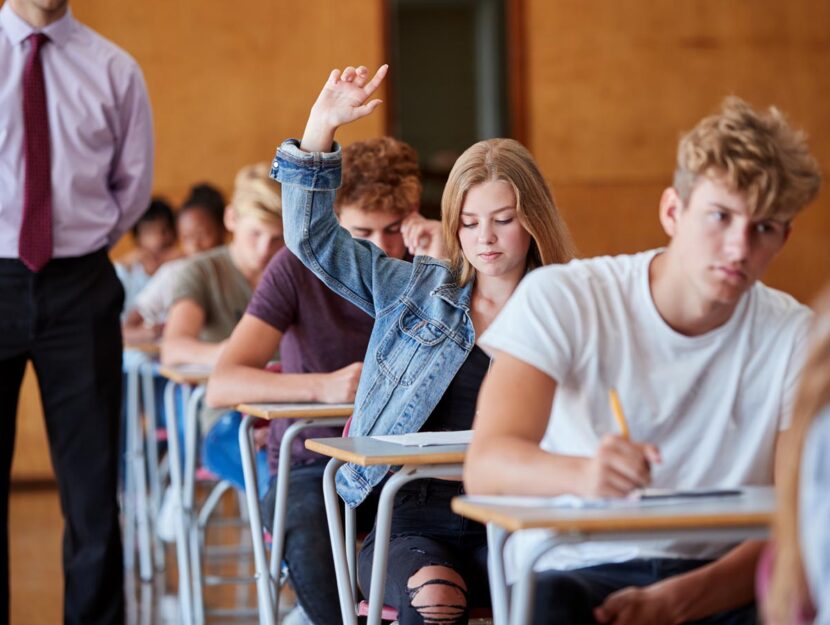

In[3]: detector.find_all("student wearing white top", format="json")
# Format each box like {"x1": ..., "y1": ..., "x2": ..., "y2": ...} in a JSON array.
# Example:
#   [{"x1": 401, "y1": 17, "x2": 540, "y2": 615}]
[{"x1": 466, "y1": 98, "x2": 822, "y2": 625}]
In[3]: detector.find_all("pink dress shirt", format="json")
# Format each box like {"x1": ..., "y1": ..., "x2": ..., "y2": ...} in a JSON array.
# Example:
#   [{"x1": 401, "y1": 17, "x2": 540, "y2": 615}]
[{"x1": 0, "y1": 4, "x2": 154, "y2": 258}]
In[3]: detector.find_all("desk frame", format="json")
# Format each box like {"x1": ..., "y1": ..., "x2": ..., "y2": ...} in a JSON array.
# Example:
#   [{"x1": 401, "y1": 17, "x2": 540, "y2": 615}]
[
  {"x1": 452, "y1": 489, "x2": 774, "y2": 625},
  {"x1": 237, "y1": 404, "x2": 351, "y2": 625},
  {"x1": 305, "y1": 437, "x2": 467, "y2": 625}
]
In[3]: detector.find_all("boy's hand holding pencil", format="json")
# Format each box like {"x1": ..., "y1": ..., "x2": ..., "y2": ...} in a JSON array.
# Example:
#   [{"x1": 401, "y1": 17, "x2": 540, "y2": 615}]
[{"x1": 578, "y1": 389, "x2": 661, "y2": 499}]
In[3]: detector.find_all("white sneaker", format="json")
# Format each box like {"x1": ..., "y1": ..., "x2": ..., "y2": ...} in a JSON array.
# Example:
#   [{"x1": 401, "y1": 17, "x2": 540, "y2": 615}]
[
  {"x1": 156, "y1": 486, "x2": 177, "y2": 543},
  {"x1": 282, "y1": 604, "x2": 312, "y2": 625}
]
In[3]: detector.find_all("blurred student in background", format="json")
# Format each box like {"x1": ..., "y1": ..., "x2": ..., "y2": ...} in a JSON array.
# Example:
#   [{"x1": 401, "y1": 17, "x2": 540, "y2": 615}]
[
  {"x1": 115, "y1": 198, "x2": 178, "y2": 318},
  {"x1": 122, "y1": 183, "x2": 226, "y2": 343},
  {"x1": 160, "y1": 163, "x2": 284, "y2": 494}
]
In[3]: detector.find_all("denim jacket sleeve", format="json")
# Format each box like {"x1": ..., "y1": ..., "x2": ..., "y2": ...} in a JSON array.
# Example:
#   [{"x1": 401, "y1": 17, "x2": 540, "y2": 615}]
[{"x1": 270, "y1": 139, "x2": 414, "y2": 317}]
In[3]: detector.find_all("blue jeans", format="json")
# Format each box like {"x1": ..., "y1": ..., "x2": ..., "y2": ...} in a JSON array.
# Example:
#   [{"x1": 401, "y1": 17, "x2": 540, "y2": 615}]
[
  {"x1": 533, "y1": 558, "x2": 757, "y2": 625},
  {"x1": 260, "y1": 459, "x2": 379, "y2": 625},
  {"x1": 202, "y1": 412, "x2": 270, "y2": 498}
]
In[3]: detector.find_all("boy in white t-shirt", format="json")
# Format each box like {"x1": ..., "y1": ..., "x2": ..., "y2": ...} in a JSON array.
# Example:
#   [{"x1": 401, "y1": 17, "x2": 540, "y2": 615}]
[{"x1": 467, "y1": 97, "x2": 823, "y2": 625}]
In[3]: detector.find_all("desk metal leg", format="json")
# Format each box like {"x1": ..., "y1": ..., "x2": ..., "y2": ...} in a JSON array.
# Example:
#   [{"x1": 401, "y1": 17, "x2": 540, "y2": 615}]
[
  {"x1": 486, "y1": 523, "x2": 510, "y2": 625},
  {"x1": 140, "y1": 361, "x2": 166, "y2": 572},
  {"x1": 123, "y1": 364, "x2": 137, "y2": 573},
  {"x1": 183, "y1": 385, "x2": 206, "y2": 625},
  {"x1": 125, "y1": 360, "x2": 153, "y2": 581},
  {"x1": 366, "y1": 464, "x2": 463, "y2": 625},
  {"x1": 240, "y1": 416, "x2": 276, "y2": 625},
  {"x1": 164, "y1": 380, "x2": 193, "y2": 625},
  {"x1": 268, "y1": 418, "x2": 348, "y2": 622},
  {"x1": 509, "y1": 535, "x2": 562, "y2": 625},
  {"x1": 323, "y1": 458, "x2": 358, "y2": 625}
]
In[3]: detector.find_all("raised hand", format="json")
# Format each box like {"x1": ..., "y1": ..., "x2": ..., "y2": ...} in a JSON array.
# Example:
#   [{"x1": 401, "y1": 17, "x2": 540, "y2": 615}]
[
  {"x1": 301, "y1": 65, "x2": 389, "y2": 153},
  {"x1": 401, "y1": 213, "x2": 446, "y2": 258}
]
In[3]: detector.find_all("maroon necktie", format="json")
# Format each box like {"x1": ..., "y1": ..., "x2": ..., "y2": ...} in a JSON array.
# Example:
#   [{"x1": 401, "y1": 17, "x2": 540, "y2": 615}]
[{"x1": 19, "y1": 33, "x2": 52, "y2": 272}]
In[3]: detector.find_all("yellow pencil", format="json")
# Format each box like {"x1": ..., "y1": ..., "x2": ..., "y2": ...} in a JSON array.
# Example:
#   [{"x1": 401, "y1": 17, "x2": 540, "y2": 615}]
[{"x1": 608, "y1": 388, "x2": 630, "y2": 439}]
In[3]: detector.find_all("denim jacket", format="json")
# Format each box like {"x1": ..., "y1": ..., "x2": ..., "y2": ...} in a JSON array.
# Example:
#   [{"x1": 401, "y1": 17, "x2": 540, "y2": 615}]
[{"x1": 271, "y1": 140, "x2": 476, "y2": 507}]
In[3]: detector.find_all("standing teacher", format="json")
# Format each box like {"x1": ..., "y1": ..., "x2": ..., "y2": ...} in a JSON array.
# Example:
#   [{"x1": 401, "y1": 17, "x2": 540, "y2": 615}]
[{"x1": 0, "y1": 0, "x2": 153, "y2": 623}]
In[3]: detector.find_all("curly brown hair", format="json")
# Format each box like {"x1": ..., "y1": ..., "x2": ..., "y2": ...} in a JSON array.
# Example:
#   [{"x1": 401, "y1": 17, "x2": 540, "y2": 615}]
[
  {"x1": 334, "y1": 137, "x2": 421, "y2": 217},
  {"x1": 673, "y1": 97, "x2": 822, "y2": 222}
]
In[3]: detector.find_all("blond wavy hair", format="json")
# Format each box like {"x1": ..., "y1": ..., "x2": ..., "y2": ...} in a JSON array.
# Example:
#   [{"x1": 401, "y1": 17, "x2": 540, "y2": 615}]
[
  {"x1": 766, "y1": 286, "x2": 830, "y2": 624},
  {"x1": 441, "y1": 138, "x2": 575, "y2": 285},
  {"x1": 673, "y1": 97, "x2": 821, "y2": 221},
  {"x1": 230, "y1": 162, "x2": 282, "y2": 224}
]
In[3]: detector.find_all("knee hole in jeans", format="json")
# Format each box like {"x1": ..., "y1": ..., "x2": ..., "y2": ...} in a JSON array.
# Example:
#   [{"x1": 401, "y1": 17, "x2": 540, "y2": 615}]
[{"x1": 406, "y1": 565, "x2": 468, "y2": 625}]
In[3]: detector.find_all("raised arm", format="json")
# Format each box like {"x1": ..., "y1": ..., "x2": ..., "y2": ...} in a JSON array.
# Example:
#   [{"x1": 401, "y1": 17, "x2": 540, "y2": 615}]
[
  {"x1": 273, "y1": 65, "x2": 413, "y2": 316},
  {"x1": 205, "y1": 314, "x2": 362, "y2": 408}
]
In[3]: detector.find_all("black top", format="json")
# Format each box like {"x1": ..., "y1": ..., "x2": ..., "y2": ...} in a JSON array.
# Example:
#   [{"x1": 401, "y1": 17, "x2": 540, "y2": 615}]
[{"x1": 421, "y1": 344, "x2": 491, "y2": 432}]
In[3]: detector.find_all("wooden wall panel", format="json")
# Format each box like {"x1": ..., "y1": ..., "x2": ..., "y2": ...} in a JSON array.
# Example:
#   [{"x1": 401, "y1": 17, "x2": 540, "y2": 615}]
[
  {"x1": 525, "y1": 0, "x2": 830, "y2": 303},
  {"x1": 73, "y1": 0, "x2": 385, "y2": 205}
]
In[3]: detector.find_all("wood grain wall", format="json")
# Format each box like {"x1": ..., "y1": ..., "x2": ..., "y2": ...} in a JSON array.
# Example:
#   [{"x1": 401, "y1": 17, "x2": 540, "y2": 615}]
[
  {"x1": 10, "y1": 0, "x2": 830, "y2": 479},
  {"x1": 524, "y1": 0, "x2": 830, "y2": 303}
]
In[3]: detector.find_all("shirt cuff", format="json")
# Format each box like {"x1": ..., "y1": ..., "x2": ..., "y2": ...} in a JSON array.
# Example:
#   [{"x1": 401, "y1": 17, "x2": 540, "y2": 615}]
[{"x1": 271, "y1": 139, "x2": 342, "y2": 190}]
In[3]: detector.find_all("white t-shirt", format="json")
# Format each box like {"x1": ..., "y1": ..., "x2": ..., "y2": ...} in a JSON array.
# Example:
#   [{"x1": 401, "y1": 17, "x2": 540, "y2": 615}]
[
  {"x1": 480, "y1": 249, "x2": 811, "y2": 574},
  {"x1": 132, "y1": 257, "x2": 190, "y2": 325}
]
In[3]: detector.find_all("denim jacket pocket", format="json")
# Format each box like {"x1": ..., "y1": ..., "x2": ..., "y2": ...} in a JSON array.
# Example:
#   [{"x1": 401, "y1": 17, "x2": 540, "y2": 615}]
[{"x1": 376, "y1": 308, "x2": 448, "y2": 387}]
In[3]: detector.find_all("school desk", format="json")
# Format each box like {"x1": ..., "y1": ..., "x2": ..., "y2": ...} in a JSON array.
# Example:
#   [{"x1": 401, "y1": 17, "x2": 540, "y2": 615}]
[
  {"x1": 451, "y1": 485, "x2": 775, "y2": 625},
  {"x1": 235, "y1": 402, "x2": 353, "y2": 625},
  {"x1": 304, "y1": 435, "x2": 469, "y2": 625}
]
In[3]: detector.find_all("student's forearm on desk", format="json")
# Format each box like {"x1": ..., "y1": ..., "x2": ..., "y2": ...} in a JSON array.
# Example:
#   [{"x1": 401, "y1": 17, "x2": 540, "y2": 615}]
[
  {"x1": 646, "y1": 540, "x2": 763, "y2": 622},
  {"x1": 206, "y1": 365, "x2": 321, "y2": 408},
  {"x1": 465, "y1": 436, "x2": 590, "y2": 497},
  {"x1": 160, "y1": 337, "x2": 223, "y2": 366}
]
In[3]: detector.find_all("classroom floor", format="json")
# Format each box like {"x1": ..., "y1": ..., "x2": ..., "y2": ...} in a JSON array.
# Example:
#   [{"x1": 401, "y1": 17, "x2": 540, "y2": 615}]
[{"x1": 9, "y1": 485, "x2": 288, "y2": 625}]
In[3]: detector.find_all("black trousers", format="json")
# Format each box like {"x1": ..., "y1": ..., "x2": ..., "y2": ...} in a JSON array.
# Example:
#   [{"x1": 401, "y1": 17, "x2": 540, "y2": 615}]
[{"x1": 0, "y1": 250, "x2": 125, "y2": 625}]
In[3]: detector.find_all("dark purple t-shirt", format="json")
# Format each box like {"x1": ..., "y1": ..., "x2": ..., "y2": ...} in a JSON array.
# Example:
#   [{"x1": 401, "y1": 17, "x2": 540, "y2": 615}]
[{"x1": 246, "y1": 247, "x2": 373, "y2": 473}]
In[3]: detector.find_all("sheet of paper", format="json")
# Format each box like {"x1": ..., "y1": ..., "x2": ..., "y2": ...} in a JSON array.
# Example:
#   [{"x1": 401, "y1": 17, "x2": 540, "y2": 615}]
[
  {"x1": 462, "y1": 488, "x2": 744, "y2": 509},
  {"x1": 372, "y1": 430, "x2": 473, "y2": 447},
  {"x1": 461, "y1": 494, "x2": 610, "y2": 509}
]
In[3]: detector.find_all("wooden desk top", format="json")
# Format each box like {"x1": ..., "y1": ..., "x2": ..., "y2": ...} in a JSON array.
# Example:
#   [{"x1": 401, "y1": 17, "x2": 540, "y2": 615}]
[
  {"x1": 157, "y1": 364, "x2": 213, "y2": 385},
  {"x1": 451, "y1": 486, "x2": 775, "y2": 533},
  {"x1": 236, "y1": 402, "x2": 353, "y2": 420},
  {"x1": 305, "y1": 435, "x2": 468, "y2": 466},
  {"x1": 124, "y1": 341, "x2": 160, "y2": 356}
]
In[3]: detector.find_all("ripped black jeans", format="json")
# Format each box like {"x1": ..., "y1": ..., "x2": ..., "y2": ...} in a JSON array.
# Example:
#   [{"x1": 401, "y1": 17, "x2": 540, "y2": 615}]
[{"x1": 357, "y1": 478, "x2": 490, "y2": 625}]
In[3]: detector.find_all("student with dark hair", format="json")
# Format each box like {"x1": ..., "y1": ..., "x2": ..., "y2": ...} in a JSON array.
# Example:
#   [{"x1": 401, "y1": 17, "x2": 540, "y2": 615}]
[
  {"x1": 116, "y1": 197, "x2": 179, "y2": 320},
  {"x1": 123, "y1": 184, "x2": 227, "y2": 343},
  {"x1": 177, "y1": 183, "x2": 227, "y2": 257}
]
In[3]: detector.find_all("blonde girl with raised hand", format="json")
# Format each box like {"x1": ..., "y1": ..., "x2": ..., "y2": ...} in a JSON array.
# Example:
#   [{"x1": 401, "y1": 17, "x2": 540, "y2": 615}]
[{"x1": 270, "y1": 64, "x2": 575, "y2": 625}]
